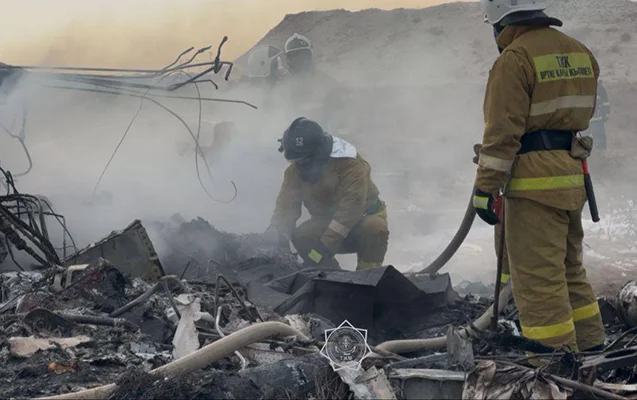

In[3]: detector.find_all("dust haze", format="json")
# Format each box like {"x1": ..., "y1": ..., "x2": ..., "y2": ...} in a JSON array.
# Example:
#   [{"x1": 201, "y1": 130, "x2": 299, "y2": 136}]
[{"x1": 0, "y1": 1, "x2": 635, "y2": 285}]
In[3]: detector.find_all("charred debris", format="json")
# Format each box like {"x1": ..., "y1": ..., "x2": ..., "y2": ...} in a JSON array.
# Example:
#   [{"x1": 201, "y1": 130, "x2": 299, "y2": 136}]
[
  {"x1": 0, "y1": 198, "x2": 637, "y2": 399},
  {"x1": 1, "y1": 40, "x2": 637, "y2": 400}
]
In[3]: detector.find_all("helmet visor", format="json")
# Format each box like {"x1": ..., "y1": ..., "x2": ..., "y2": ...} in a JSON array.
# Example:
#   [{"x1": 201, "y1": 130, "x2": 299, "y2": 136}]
[{"x1": 286, "y1": 49, "x2": 313, "y2": 73}]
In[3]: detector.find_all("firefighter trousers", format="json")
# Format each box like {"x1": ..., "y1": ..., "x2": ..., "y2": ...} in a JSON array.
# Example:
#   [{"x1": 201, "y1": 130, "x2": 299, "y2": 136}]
[
  {"x1": 291, "y1": 215, "x2": 389, "y2": 270},
  {"x1": 505, "y1": 197, "x2": 605, "y2": 352}
]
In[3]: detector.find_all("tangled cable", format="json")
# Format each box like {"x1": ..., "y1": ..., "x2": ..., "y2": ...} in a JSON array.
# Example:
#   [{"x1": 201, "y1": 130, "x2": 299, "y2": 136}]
[
  {"x1": 0, "y1": 36, "x2": 255, "y2": 204},
  {"x1": 0, "y1": 167, "x2": 77, "y2": 269},
  {"x1": 0, "y1": 106, "x2": 32, "y2": 179}
]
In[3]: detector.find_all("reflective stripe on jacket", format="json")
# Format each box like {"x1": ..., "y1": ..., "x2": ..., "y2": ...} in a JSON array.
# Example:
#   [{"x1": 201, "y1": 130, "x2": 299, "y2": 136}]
[{"x1": 476, "y1": 25, "x2": 600, "y2": 210}]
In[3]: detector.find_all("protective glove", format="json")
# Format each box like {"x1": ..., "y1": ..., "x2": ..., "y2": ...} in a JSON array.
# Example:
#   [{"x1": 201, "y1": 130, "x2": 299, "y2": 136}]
[
  {"x1": 305, "y1": 240, "x2": 334, "y2": 266},
  {"x1": 472, "y1": 143, "x2": 482, "y2": 165},
  {"x1": 473, "y1": 187, "x2": 501, "y2": 226}
]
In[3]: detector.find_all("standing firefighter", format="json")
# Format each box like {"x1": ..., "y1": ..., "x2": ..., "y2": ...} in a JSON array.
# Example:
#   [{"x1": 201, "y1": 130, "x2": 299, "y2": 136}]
[
  {"x1": 473, "y1": 0, "x2": 605, "y2": 353},
  {"x1": 266, "y1": 117, "x2": 389, "y2": 270}
]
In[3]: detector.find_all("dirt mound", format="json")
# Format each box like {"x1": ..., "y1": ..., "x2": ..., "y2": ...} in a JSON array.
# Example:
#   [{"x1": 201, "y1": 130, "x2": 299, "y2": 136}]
[{"x1": 237, "y1": 0, "x2": 637, "y2": 86}]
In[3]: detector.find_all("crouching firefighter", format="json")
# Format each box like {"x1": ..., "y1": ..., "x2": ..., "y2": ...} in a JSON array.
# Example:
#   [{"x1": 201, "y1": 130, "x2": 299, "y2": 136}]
[
  {"x1": 473, "y1": 0, "x2": 605, "y2": 353},
  {"x1": 265, "y1": 117, "x2": 389, "y2": 270}
]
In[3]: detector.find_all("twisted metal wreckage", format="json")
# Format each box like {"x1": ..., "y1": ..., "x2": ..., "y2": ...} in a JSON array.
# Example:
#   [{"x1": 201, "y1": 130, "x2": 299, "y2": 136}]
[
  {"x1": 1, "y1": 38, "x2": 637, "y2": 400},
  {"x1": 0, "y1": 36, "x2": 256, "y2": 268}
]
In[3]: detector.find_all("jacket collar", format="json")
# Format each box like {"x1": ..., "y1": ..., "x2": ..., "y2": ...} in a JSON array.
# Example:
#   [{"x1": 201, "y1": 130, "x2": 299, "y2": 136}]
[{"x1": 496, "y1": 25, "x2": 542, "y2": 50}]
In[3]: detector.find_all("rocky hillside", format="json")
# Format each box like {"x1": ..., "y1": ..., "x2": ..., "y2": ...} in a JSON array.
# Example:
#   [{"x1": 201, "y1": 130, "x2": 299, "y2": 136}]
[{"x1": 238, "y1": 0, "x2": 637, "y2": 85}]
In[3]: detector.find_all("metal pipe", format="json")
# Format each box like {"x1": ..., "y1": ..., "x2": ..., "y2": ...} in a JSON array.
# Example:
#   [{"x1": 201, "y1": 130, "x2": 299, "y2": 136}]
[
  {"x1": 57, "y1": 313, "x2": 139, "y2": 331},
  {"x1": 109, "y1": 275, "x2": 183, "y2": 318}
]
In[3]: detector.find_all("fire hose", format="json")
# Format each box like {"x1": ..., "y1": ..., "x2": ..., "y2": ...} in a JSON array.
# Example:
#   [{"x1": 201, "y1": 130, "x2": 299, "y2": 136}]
[
  {"x1": 376, "y1": 283, "x2": 512, "y2": 354},
  {"x1": 421, "y1": 138, "x2": 600, "y2": 277},
  {"x1": 35, "y1": 301, "x2": 519, "y2": 400},
  {"x1": 420, "y1": 192, "x2": 476, "y2": 275},
  {"x1": 37, "y1": 321, "x2": 313, "y2": 400}
]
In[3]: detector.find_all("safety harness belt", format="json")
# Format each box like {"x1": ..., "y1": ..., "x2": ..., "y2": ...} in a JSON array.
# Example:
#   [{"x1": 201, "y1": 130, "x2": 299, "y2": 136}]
[{"x1": 517, "y1": 130, "x2": 573, "y2": 155}]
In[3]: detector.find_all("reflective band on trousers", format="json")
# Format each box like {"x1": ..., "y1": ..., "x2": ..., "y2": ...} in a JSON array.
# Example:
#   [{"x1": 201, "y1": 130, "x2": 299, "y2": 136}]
[
  {"x1": 573, "y1": 301, "x2": 600, "y2": 322},
  {"x1": 529, "y1": 95, "x2": 596, "y2": 117},
  {"x1": 479, "y1": 153, "x2": 514, "y2": 172},
  {"x1": 522, "y1": 318, "x2": 575, "y2": 340},
  {"x1": 500, "y1": 273, "x2": 510, "y2": 284},
  {"x1": 328, "y1": 219, "x2": 350, "y2": 238},
  {"x1": 508, "y1": 174, "x2": 584, "y2": 191},
  {"x1": 358, "y1": 260, "x2": 382, "y2": 270},
  {"x1": 308, "y1": 249, "x2": 323, "y2": 263}
]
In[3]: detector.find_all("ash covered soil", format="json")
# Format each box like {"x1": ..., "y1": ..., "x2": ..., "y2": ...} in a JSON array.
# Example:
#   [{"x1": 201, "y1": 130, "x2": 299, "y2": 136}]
[{"x1": 0, "y1": 219, "x2": 492, "y2": 399}]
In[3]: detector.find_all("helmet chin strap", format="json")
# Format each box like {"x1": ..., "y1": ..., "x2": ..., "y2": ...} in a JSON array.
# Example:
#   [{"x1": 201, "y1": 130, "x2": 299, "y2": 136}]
[{"x1": 493, "y1": 23, "x2": 505, "y2": 54}]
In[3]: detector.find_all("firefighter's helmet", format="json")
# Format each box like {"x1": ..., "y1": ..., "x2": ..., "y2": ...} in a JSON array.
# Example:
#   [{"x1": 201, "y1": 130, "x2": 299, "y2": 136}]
[{"x1": 284, "y1": 33, "x2": 314, "y2": 74}]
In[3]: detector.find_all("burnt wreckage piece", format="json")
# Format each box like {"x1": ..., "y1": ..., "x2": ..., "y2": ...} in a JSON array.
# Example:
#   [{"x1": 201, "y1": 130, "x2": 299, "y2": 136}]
[
  {"x1": 154, "y1": 218, "x2": 462, "y2": 344},
  {"x1": 66, "y1": 220, "x2": 165, "y2": 281},
  {"x1": 239, "y1": 265, "x2": 458, "y2": 344}
]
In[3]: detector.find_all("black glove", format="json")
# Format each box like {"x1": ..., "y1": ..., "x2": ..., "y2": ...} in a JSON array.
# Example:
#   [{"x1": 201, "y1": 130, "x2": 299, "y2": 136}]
[
  {"x1": 473, "y1": 143, "x2": 482, "y2": 165},
  {"x1": 305, "y1": 240, "x2": 334, "y2": 266},
  {"x1": 473, "y1": 187, "x2": 501, "y2": 226}
]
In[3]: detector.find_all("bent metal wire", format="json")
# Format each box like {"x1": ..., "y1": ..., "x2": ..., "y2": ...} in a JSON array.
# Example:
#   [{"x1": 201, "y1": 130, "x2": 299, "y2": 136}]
[
  {"x1": 0, "y1": 37, "x2": 235, "y2": 93},
  {"x1": 0, "y1": 36, "x2": 257, "y2": 205}
]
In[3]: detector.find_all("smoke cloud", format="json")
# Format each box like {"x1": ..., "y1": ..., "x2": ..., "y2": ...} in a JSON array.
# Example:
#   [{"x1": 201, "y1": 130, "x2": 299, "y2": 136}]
[{"x1": 1, "y1": 0, "x2": 632, "y2": 286}]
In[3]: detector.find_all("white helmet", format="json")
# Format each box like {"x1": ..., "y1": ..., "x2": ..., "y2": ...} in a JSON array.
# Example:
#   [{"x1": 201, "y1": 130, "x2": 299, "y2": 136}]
[
  {"x1": 247, "y1": 45, "x2": 283, "y2": 78},
  {"x1": 284, "y1": 33, "x2": 313, "y2": 55},
  {"x1": 479, "y1": 0, "x2": 546, "y2": 25}
]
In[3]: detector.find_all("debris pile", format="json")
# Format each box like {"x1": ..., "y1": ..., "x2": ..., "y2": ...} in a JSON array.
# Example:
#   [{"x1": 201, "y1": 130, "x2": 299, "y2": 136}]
[{"x1": 1, "y1": 216, "x2": 637, "y2": 399}]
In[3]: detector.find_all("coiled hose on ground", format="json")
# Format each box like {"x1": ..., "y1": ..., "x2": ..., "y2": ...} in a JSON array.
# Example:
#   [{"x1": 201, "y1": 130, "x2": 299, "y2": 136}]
[{"x1": 37, "y1": 321, "x2": 313, "y2": 400}]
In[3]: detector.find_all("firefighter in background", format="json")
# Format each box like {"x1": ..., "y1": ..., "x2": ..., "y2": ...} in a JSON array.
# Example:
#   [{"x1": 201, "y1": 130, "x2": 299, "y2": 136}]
[
  {"x1": 206, "y1": 121, "x2": 236, "y2": 163},
  {"x1": 281, "y1": 34, "x2": 349, "y2": 136},
  {"x1": 585, "y1": 80, "x2": 611, "y2": 151},
  {"x1": 246, "y1": 45, "x2": 285, "y2": 87},
  {"x1": 473, "y1": 0, "x2": 605, "y2": 353},
  {"x1": 265, "y1": 117, "x2": 389, "y2": 270},
  {"x1": 237, "y1": 35, "x2": 348, "y2": 134}
]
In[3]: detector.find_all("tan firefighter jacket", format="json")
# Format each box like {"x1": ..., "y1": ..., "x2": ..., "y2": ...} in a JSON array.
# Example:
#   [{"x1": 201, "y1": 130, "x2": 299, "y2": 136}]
[
  {"x1": 476, "y1": 25, "x2": 600, "y2": 210},
  {"x1": 270, "y1": 137, "x2": 384, "y2": 253}
]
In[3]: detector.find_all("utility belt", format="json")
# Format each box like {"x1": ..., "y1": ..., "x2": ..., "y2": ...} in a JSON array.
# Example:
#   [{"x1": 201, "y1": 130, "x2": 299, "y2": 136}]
[
  {"x1": 514, "y1": 129, "x2": 600, "y2": 223},
  {"x1": 517, "y1": 130, "x2": 574, "y2": 155}
]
